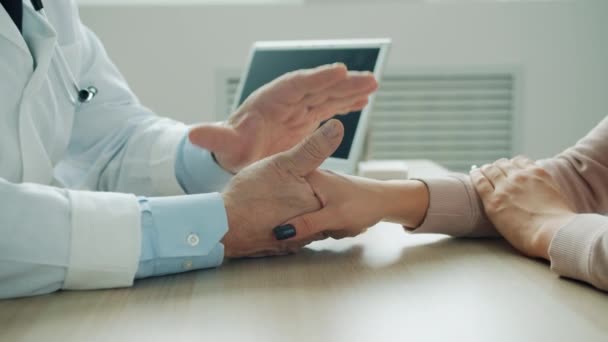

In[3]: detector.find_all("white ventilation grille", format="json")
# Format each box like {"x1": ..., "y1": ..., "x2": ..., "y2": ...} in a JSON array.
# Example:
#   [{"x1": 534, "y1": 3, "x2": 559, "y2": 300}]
[
  {"x1": 368, "y1": 72, "x2": 517, "y2": 171},
  {"x1": 216, "y1": 69, "x2": 518, "y2": 172}
]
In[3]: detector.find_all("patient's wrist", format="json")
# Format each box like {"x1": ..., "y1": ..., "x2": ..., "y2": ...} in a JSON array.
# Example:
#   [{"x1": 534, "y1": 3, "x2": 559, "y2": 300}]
[{"x1": 382, "y1": 180, "x2": 429, "y2": 228}]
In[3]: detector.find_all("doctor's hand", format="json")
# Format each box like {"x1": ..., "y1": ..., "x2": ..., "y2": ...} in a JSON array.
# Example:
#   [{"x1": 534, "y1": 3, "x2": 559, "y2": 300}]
[
  {"x1": 288, "y1": 171, "x2": 429, "y2": 240},
  {"x1": 189, "y1": 64, "x2": 377, "y2": 173},
  {"x1": 470, "y1": 157, "x2": 576, "y2": 260},
  {"x1": 220, "y1": 119, "x2": 344, "y2": 258}
]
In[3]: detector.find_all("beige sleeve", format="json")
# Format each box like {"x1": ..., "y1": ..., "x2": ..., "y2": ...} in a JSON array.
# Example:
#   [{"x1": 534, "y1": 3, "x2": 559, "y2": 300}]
[
  {"x1": 539, "y1": 117, "x2": 608, "y2": 214},
  {"x1": 411, "y1": 175, "x2": 497, "y2": 237},
  {"x1": 549, "y1": 214, "x2": 608, "y2": 291}
]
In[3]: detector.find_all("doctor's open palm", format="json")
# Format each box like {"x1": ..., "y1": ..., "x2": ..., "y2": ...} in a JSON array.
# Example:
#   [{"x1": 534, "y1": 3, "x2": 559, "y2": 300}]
[
  {"x1": 188, "y1": 64, "x2": 377, "y2": 174},
  {"x1": 220, "y1": 119, "x2": 344, "y2": 257}
]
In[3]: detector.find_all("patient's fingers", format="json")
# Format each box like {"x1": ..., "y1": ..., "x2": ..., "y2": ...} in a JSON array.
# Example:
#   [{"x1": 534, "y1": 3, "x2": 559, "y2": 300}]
[
  {"x1": 494, "y1": 158, "x2": 518, "y2": 176},
  {"x1": 480, "y1": 163, "x2": 506, "y2": 189},
  {"x1": 511, "y1": 155, "x2": 535, "y2": 169},
  {"x1": 470, "y1": 168, "x2": 494, "y2": 202},
  {"x1": 288, "y1": 208, "x2": 339, "y2": 240},
  {"x1": 247, "y1": 232, "x2": 326, "y2": 257},
  {"x1": 324, "y1": 227, "x2": 368, "y2": 240}
]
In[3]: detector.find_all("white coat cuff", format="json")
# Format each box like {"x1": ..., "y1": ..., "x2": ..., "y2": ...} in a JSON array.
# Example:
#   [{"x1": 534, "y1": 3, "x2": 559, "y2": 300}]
[{"x1": 63, "y1": 191, "x2": 141, "y2": 290}]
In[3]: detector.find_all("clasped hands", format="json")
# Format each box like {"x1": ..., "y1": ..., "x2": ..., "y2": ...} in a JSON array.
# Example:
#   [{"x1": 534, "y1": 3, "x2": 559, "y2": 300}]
[{"x1": 188, "y1": 63, "x2": 386, "y2": 257}]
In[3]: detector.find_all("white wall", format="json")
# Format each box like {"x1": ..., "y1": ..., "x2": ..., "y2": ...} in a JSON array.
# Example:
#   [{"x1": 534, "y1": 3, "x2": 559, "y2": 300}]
[{"x1": 78, "y1": 1, "x2": 608, "y2": 159}]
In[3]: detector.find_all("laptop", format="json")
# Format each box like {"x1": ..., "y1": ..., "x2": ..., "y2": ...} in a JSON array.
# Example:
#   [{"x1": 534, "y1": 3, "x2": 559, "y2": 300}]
[{"x1": 233, "y1": 38, "x2": 391, "y2": 174}]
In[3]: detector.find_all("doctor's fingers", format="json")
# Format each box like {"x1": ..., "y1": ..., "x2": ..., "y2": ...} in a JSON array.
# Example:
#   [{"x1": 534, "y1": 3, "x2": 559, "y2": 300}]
[
  {"x1": 320, "y1": 72, "x2": 378, "y2": 98},
  {"x1": 275, "y1": 64, "x2": 348, "y2": 102},
  {"x1": 309, "y1": 96, "x2": 370, "y2": 122},
  {"x1": 301, "y1": 72, "x2": 377, "y2": 106},
  {"x1": 280, "y1": 119, "x2": 344, "y2": 176}
]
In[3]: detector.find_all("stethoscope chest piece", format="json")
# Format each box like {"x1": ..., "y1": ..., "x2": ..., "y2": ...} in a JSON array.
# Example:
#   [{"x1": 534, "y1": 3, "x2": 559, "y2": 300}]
[{"x1": 78, "y1": 86, "x2": 98, "y2": 103}]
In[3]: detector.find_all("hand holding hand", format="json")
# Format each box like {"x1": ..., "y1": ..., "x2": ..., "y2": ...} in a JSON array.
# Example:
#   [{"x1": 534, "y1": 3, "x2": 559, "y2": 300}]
[
  {"x1": 470, "y1": 156, "x2": 576, "y2": 259},
  {"x1": 189, "y1": 64, "x2": 377, "y2": 173},
  {"x1": 221, "y1": 120, "x2": 344, "y2": 258},
  {"x1": 288, "y1": 171, "x2": 429, "y2": 239}
]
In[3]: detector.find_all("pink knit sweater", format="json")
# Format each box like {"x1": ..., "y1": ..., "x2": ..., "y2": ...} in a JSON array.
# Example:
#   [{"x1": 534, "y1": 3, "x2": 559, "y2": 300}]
[{"x1": 414, "y1": 117, "x2": 608, "y2": 291}]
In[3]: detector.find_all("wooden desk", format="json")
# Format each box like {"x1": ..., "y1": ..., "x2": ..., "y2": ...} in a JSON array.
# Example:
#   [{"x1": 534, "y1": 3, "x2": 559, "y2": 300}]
[{"x1": 1, "y1": 161, "x2": 607, "y2": 341}]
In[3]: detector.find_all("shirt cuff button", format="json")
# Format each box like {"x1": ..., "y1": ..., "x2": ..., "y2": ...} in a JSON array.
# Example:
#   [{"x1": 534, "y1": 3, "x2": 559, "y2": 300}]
[{"x1": 187, "y1": 233, "x2": 200, "y2": 247}]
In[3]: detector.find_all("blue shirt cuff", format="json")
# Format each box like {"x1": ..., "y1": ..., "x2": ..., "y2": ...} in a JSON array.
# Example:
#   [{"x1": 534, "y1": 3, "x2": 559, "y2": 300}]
[
  {"x1": 175, "y1": 134, "x2": 233, "y2": 194},
  {"x1": 136, "y1": 193, "x2": 228, "y2": 279}
]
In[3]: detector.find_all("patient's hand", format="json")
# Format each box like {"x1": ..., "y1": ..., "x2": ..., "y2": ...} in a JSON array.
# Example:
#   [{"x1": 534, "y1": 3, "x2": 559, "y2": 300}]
[
  {"x1": 289, "y1": 171, "x2": 429, "y2": 240},
  {"x1": 470, "y1": 156, "x2": 576, "y2": 260}
]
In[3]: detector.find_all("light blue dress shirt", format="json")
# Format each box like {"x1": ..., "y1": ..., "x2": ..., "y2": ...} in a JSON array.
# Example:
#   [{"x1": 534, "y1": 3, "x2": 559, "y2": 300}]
[{"x1": 136, "y1": 136, "x2": 233, "y2": 279}]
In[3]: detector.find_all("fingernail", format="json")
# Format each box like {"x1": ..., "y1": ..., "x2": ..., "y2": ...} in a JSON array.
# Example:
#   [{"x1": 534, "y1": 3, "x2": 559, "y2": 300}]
[
  {"x1": 273, "y1": 224, "x2": 296, "y2": 241},
  {"x1": 321, "y1": 120, "x2": 339, "y2": 138}
]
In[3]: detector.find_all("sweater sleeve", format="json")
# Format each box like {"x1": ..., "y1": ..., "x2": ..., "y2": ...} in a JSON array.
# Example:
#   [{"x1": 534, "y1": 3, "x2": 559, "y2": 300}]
[
  {"x1": 538, "y1": 117, "x2": 608, "y2": 214},
  {"x1": 549, "y1": 214, "x2": 608, "y2": 291},
  {"x1": 410, "y1": 175, "x2": 496, "y2": 238}
]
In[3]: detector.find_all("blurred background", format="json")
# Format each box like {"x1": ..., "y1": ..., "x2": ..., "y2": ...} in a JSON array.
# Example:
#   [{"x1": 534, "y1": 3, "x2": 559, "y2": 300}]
[{"x1": 76, "y1": 0, "x2": 607, "y2": 172}]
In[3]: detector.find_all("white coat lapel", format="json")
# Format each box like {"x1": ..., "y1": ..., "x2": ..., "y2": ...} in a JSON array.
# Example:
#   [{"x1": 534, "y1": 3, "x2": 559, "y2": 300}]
[
  {"x1": 21, "y1": 4, "x2": 56, "y2": 91},
  {"x1": 0, "y1": 4, "x2": 28, "y2": 54},
  {"x1": 18, "y1": 4, "x2": 58, "y2": 183}
]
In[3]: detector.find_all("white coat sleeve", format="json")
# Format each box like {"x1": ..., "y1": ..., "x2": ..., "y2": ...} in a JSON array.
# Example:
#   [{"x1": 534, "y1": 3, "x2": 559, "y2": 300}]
[
  {"x1": 54, "y1": 9, "x2": 188, "y2": 197},
  {"x1": 0, "y1": 178, "x2": 140, "y2": 299},
  {"x1": 46, "y1": 6, "x2": 228, "y2": 292}
]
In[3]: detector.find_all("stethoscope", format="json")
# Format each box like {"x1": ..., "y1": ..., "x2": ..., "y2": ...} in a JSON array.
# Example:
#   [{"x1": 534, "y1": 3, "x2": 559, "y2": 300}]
[{"x1": 30, "y1": 0, "x2": 98, "y2": 104}]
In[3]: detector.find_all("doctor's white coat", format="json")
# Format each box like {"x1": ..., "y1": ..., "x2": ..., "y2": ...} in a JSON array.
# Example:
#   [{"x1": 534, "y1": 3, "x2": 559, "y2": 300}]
[{"x1": 0, "y1": 1, "x2": 190, "y2": 296}]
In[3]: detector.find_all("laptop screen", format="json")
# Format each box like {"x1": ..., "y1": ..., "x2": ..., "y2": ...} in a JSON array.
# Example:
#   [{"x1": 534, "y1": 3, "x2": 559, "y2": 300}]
[{"x1": 237, "y1": 48, "x2": 381, "y2": 159}]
